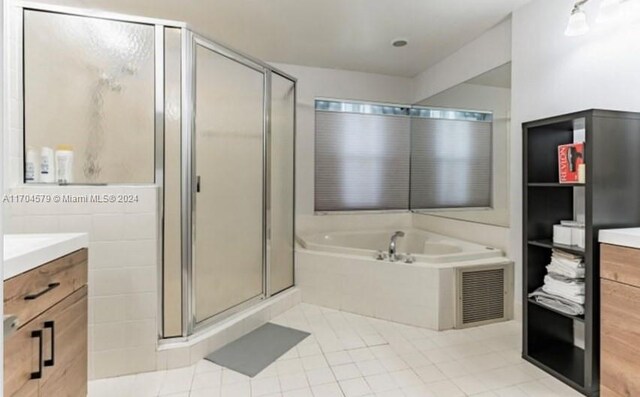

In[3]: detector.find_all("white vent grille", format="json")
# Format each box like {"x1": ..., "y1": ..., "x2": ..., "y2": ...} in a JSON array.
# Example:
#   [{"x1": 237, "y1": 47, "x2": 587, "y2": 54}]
[{"x1": 456, "y1": 264, "x2": 511, "y2": 328}]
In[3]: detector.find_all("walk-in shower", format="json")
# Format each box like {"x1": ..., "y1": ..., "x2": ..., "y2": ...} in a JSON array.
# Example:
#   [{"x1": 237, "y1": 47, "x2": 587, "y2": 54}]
[{"x1": 19, "y1": 4, "x2": 296, "y2": 340}]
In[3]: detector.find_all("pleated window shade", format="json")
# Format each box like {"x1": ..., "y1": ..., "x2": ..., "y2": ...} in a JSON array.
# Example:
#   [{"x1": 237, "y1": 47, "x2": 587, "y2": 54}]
[
  {"x1": 314, "y1": 111, "x2": 411, "y2": 212},
  {"x1": 410, "y1": 118, "x2": 492, "y2": 209},
  {"x1": 314, "y1": 100, "x2": 492, "y2": 212}
]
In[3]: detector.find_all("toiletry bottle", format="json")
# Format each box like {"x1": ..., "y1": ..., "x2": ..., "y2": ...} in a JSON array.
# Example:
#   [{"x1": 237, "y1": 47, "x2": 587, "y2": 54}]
[
  {"x1": 25, "y1": 147, "x2": 39, "y2": 183},
  {"x1": 40, "y1": 146, "x2": 55, "y2": 183},
  {"x1": 55, "y1": 144, "x2": 74, "y2": 184}
]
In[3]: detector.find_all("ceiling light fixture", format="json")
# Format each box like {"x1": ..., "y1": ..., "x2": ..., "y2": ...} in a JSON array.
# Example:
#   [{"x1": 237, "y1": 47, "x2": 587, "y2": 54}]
[
  {"x1": 565, "y1": 0, "x2": 590, "y2": 36},
  {"x1": 565, "y1": 0, "x2": 638, "y2": 36},
  {"x1": 391, "y1": 38, "x2": 408, "y2": 48}
]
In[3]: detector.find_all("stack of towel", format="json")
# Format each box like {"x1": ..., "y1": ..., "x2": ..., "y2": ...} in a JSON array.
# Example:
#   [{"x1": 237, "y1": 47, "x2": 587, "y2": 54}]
[
  {"x1": 529, "y1": 249, "x2": 585, "y2": 316},
  {"x1": 546, "y1": 249, "x2": 585, "y2": 279}
]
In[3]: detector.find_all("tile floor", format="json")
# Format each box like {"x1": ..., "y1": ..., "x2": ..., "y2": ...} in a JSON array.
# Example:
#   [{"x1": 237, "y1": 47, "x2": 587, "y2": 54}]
[{"x1": 89, "y1": 303, "x2": 582, "y2": 397}]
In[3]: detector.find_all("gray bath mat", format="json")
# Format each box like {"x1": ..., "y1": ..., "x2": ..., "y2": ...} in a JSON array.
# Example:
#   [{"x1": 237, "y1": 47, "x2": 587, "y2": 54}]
[{"x1": 205, "y1": 323, "x2": 310, "y2": 377}]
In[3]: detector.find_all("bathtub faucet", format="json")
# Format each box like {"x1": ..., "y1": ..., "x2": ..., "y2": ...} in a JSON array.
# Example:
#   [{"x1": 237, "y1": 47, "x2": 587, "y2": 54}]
[{"x1": 388, "y1": 231, "x2": 405, "y2": 261}]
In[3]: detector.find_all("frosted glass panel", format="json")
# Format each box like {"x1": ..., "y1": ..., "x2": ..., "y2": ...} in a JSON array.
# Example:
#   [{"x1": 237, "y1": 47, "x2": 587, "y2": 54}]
[
  {"x1": 23, "y1": 10, "x2": 155, "y2": 183},
  {"x1": 269, "y1": 74, "x2": 295, "y2": 295},
  {"x1": 163, "y1": 27, "x2": 182, "y2": 338},
  {"x1": 194, "y1": 45, "x2": 265, "y2": 323}
]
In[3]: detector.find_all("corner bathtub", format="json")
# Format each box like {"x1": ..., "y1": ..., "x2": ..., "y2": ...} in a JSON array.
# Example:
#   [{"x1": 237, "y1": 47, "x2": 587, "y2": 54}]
[{"x1": 295, "y1": 229, "x2": 512, "y2": 330}]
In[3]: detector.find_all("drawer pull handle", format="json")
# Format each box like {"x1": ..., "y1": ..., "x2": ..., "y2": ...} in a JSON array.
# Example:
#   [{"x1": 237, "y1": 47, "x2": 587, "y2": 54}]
[
  {"x1": 24, "y1": 283, "x2": 61, "y2": 300},
  {"x1": 44, "y1": 321, "x2": 55, "y2": 367},
  {"x1": 31, "y1": 330, "x2": 43, "y2": 379}
]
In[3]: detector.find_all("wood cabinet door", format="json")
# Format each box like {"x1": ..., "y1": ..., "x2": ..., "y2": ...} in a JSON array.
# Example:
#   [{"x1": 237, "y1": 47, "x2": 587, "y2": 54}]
[
  {"x1": 4, "y1": 317, "x2": 42, "y2": 397},
  {"x1": 39, "y1": 286, "x2": 88, "y2": 397},
  {"x1": 601, "y1": 279, "x2": 640, "y2": 397}
]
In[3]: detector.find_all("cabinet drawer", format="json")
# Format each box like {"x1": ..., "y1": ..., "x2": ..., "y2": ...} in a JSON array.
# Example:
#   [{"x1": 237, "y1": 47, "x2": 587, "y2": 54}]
[
  {"x1": 601, "y1": 244, "x2": 640, "y2": 287},
  {"x1": 601, "y1": 279, "x2": 640, "y2": 396},
  {"x1": 4, "y1": 249, "x2": 87, "y2": 329}
]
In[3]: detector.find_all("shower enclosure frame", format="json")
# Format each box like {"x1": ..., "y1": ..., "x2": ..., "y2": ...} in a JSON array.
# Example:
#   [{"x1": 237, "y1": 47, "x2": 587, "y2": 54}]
[
  {"x1": 12, "y1": 1, "x2": 297, "y2": 341},
  {"x1": 182, "y1": 32, "x2": 297, "y2": 337}
]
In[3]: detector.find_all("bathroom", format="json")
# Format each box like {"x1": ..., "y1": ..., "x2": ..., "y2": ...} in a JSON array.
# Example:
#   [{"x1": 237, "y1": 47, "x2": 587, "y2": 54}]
[{"x1": 1, "y1": 0, "x2": 640, "y2": 396}]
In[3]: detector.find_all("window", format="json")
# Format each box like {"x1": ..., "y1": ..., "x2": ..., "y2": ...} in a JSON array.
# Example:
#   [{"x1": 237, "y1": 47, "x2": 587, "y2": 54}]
[
  {"x1": 314, "y1": 101, "x2": 411, "y2": 211},
  {"x1": 314, "y1": 99, "x2": 492, "y2": 212},
  {"x1": 410, "y1": 110, "x2": 492, "y2": 209}
]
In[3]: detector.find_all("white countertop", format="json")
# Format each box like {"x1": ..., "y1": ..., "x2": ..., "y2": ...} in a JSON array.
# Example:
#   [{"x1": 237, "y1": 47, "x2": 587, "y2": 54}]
[
  {"x1": 599, "y1": 228, "x2": 640, "y2": 249},
  {"x1": 3, "y1": 233, "x2": 89, "y2": 280}
]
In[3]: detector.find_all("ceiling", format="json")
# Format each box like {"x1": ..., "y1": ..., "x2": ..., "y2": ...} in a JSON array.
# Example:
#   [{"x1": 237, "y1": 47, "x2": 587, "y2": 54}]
[{"x1": 37, "y1": 0, "x2": 530, "y2": 77}]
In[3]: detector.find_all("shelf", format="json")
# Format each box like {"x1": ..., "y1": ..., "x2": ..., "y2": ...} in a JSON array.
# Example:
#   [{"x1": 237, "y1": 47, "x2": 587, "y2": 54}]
[
  {"x1": 522, "y1": 109, "x2": 640, "y2": 397},
  {"x1": 526, "y1": 342, "x2": 586, "y2": 392},
  {"x1": 527, "y1": 298, "x2": 584, "y2": 322},
  {"x1": 528, "y1": 239, "x2": 585, "y2": 256},
  {"x1": 528, "y1": 182, "x2": 585, "y2": 187}
]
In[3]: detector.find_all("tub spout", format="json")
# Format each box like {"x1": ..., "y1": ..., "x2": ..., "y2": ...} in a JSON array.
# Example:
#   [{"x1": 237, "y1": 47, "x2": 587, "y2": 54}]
[{"x1": 388, "y1": 231, "x2": 405, "y2": 261}]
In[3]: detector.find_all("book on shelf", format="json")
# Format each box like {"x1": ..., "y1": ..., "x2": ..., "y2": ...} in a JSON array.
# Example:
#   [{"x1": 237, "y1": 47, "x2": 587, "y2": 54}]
[{"x1": 558, "y1": 142, "x2": 585, "y2": 183}]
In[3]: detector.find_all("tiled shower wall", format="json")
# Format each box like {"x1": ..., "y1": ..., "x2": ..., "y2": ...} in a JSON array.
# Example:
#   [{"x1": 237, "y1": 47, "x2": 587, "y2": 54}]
[
  {"x1": 4, "y1": 186, "x2": 162, "y2": 378},
  {"x1": 2, "y1": 6, "x2": 166, "y2": 378}
]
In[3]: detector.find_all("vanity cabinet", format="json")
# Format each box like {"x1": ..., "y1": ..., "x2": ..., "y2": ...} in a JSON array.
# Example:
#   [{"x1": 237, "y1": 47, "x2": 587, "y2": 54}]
[
  {"x1": 4, "y1": 249, "x2": 88, "y2": 397},
  {"x1": 600, "y1": 243, "x2": 640, "y2": 397}
]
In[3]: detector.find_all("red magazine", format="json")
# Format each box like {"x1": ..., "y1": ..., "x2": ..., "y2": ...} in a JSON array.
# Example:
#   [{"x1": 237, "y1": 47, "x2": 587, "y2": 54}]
[{"x1": 558, "y1": 142, "x2": 585, "y2": 183}]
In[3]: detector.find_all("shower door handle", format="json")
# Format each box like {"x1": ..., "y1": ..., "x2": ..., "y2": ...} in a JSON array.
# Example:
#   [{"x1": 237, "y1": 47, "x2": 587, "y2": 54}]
[{"x1": 196, "y1": 176, "x2": 201, "y2": 193}]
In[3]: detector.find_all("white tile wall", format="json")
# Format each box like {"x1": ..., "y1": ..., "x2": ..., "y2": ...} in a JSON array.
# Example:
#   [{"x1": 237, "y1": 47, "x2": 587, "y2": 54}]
[
  {"x1": 5, "y1": 185, "x2": 160, "y2": 379},
  {"x1": 3, "y1": 5, "x2": 22, "y2": 192}
]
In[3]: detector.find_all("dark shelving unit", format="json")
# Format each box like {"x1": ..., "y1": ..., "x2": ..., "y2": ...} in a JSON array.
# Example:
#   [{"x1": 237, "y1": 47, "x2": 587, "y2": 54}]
[
  {"x1": 528, "y1": 182, "x2": 585, "y2": 187},
  {"x1": 527, "y1": 239, "x2": 585, "y2": 256},
  {"x1": 523, "y1": 110, "x2": 640, "y2": 396},
  {"x1": 527, "y1": 298, "x2": 584, "y2": 322}
]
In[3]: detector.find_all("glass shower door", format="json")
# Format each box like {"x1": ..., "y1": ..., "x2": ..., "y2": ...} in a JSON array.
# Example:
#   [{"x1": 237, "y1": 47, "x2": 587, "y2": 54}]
[{"x1": 193, "y1": 41, "x2": 266, "y2": 325}]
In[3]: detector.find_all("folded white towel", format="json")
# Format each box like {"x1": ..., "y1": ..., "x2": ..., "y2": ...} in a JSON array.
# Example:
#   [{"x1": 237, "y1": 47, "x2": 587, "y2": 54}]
[
  {"x1": 552, "y1": 249, "x2": 582, "y2": 261},
  {"x1": 545, "y1": 273, "x2": 584, "y2": 286},
  {"x1": 529, "y1": 288, "x2": 584, "y2": 316},
  {"x1": 547, "y1": 260, "x2": 585, "y2": 279},
  {"x1": 550, "y1": 256, "x2": 584, "y2": 269},
  {"x1": 543, "y1": 274, "x2": 585, "y2": 304},
  {"x1": 542, "y1": 285, "x2": 585, "y2": 304}
]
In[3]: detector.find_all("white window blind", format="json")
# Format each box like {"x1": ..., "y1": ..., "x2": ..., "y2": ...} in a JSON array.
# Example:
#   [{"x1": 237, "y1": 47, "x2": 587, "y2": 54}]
[
  {"x1": 314, "y1": 100, "x2": 492, "y2": 212},
  {"x1": 314, "y1": 108, "x2": 411, "y2": 211},
  {"x1": 410, "y1": 116, "x2": 492, "y2": 209}
]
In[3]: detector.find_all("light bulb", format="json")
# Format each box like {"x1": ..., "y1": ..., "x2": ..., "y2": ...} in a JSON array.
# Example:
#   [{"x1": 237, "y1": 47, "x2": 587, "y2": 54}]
[
  {"x1": 565, "y1": 8, "x2": 590, "y2": 36},
  {"x1": 597, "y1": 0, "x2": 622, "y2": 24}
]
